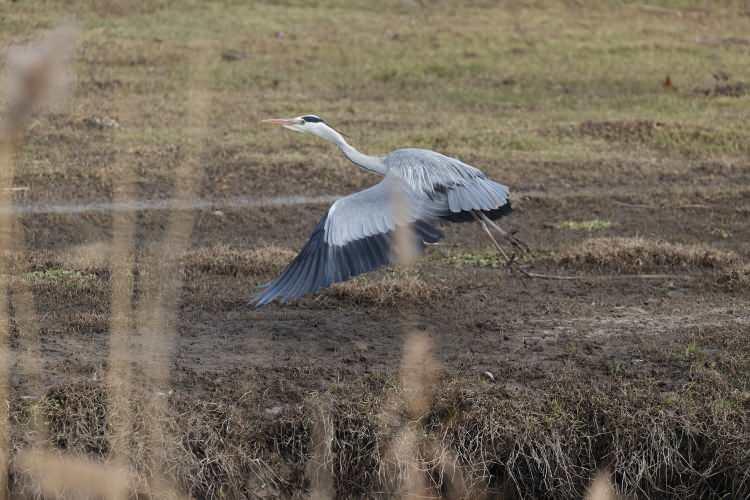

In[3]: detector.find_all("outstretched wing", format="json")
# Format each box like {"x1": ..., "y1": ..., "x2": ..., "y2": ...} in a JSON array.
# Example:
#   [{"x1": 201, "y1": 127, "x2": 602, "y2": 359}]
[
  {"x1": 253, "y1": 176, "x2": 444, "y2": 307},
  {"x1": 384, "y1": 148, "x2": 511, "y2": 221}
]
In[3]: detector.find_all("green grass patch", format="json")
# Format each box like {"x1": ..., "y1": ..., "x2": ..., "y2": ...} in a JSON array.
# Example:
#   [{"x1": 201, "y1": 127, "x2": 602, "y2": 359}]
[
  {"x1": 556, "y1": 219, "x2": 613, "y2": 231},
  {"x1": 448, "y1": 251, "x2": 505, "y2": 269},
  {"x1": 24, "y1": 268, "x2": 96, "y2": 286}
]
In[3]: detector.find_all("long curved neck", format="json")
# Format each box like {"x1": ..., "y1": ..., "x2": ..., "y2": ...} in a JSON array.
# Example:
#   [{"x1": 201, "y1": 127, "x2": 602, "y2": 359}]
[{"x1": 325, "y1": 129, "x2": 387, "y2": 175}]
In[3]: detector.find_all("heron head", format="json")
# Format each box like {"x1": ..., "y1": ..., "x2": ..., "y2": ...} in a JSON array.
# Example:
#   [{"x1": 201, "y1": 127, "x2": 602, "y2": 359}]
[{"x1": 262, "y1": 114, "x2": 342, "y2": 142}]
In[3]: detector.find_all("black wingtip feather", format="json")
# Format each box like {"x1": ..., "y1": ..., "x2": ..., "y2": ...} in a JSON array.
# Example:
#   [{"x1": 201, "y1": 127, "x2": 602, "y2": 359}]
[
  {"x1": 441, "y1": 200, "x2": 513, "y2": 223},
  {"x1": 253, "y1": 216, "x2": 446, "y2": 307}
]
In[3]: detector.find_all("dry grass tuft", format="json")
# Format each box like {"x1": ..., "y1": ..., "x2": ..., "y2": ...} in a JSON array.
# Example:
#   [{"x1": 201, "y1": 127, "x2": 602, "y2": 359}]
[
  {"x1": 330, "y1": 272, "x2": 449, "y2": 306},
  {"x1": 3, "y1": 371, "x2": 746, "y2": 500},
  {"x1": 181, "y1": 245, "x2": 295, "y2": 278},
  {"x1": 44, "y1": 382, "x2": 109, "y2": 456},
  {"x1": 575, "y1": 120, "x2": 668, "y2": 144},
  {"x1": 60, "y1": 242, "x2": 112, "y2": 271},
  {"x1": 554, "y1": 120, "x2": 750, "y2": 157},
  {"x1": 717, "y1": 264, "x2": 750, "y2": 291},
  {"x1": 558, "y1": 237, "x2": 739, "y2": 273}
]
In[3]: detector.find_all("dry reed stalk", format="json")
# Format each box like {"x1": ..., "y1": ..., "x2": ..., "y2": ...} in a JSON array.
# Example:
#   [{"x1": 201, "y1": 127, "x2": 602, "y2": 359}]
[
  {"x1": 584, "y1": 471, "x2": 617, "y2": 500},
  {"x1": 383, "y1": 179, "x2": 480, "y2": 495},
  {"x1": 133, "y1": 43, "x2": 212, "y2": 498},
  {"x1": 390, "y1": 180, "x2": 419, "y2": 267},
  {"x1": 0, "y1": 132, "x2": 15, "y2": 500},
  {"x1": 0, "y1": 22, "x2": 78, "y2": 476},
  {"x1": 7, "y1": 226, "x2": 46, "y2": 446},
  {"x1": 378, "y1": 332, "x2": 444, "y2": 498},
  {"x1": 15, "y1": 449, "x2": 129, "y2": 500},
  {"x1": 105, "y1": 116, "x2": 138, "y2": 469},
  {"x1": 306, "y1": 403, "x2": 334, "y2": 500},
  {"x1": 421, "y1": 440, "x2": 476, "y2": 500},
  {"x1": 399, "y1": 332, "x2": 440, "y2": 420},
  {"x1": 5, "y1": 23, "x2": 77, "y2": 131},
  {"x1": 380, "y1": 178, "x2": 442, "y2": 497},
  {"x1": 391, "y1": 425, "x2": 433, "y2": 500}
]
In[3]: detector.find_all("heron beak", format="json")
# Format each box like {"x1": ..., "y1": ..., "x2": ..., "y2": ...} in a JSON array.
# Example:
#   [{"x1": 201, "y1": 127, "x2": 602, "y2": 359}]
[
  {"x1": 261, "y1": 118, "x2": 296, "y2": 126},
  {"x1": 262, "y1": 117, "x2": 303, "y2": 132}
]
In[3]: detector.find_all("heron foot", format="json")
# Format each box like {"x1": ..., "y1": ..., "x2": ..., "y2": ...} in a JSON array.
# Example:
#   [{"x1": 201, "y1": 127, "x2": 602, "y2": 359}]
[{"x1": 478, "y1": 212, "x2": 531, "y2": 254}]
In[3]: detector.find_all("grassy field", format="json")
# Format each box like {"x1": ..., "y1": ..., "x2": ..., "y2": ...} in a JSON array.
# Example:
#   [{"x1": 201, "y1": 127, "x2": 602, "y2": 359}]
[{"x1": 1, "y1": 0, "x2": 750, "y2": 498}]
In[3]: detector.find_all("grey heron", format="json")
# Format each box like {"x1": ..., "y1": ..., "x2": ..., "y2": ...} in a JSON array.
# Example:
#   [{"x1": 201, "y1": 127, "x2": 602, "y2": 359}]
[{"x1": 254, "y1": 114, "x2": 525, "y2": 306}]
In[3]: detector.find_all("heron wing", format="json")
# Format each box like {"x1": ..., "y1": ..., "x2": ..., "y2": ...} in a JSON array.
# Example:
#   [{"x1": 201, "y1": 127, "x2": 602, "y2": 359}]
[
  {"x1": 253, "y1": 176, "x2": 444, "y2": 307},
  {"x1": 384, "y1": 148, "x2": 510, "y2": 219}
]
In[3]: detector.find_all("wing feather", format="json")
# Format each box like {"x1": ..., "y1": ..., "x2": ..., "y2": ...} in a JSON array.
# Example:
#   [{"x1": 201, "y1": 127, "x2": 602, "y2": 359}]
[
  {"x1": 384, "y1": 148, "x2": 511, "y2": 220},
  {"x1": 253, "y1": 177, "x2": 443, "y2": 306}
]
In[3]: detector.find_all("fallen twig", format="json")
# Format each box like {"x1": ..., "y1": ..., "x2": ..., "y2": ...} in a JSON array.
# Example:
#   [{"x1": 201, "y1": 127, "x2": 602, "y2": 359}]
[{"x1": 515, "y1": 268, "x2": 695, "y2": 281}]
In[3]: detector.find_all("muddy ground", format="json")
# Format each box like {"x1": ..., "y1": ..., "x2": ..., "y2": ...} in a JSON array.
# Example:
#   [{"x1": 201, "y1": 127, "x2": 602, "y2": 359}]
[{"x1": 3, "y1": 1, "x2": 750, "y2": 499}]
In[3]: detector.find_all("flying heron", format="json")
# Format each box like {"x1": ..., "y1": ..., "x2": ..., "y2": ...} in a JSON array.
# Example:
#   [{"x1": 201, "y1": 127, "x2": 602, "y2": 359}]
[{"x1": 254, "y1": 114, "x2": 526, "y2": 306}]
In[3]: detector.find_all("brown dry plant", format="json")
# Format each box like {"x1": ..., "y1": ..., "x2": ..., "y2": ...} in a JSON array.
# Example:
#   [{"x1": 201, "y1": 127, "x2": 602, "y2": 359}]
[
  {"x1": 0, "y1": 21, "x2": 79, "y2": 493},
  {"x1": 0, "y1": 121, "x2": 13, "y2": 500},
  {"x1": 62, "y1": 242, "x2": 112, "y2": 271},
  {"x1": 390, "y1": 425, "x2": 433, "y2": 500},
  {"x1": 379, "y1": 332, "x2": 445, "y2": 498},
  {"x1": 718, "y1": 264, "x2": 750, "y2": 291},
  {"x1": 14, "y1": 449, "x2": 130, "y2": 500},
  {"x1": 558, "y1": 237, "x2": 739, "y2": 273},
  {"x1": 106, "y1": 135, "x2": 138, "y2": 472},
  {"x1": 181, "y1": 244, "x2": 295, "y2": 278},
  {"x1": 400, "y1": 332, "x2": 440, "y2": 420},
  {"x1": 4, "y1": 23, "x2": 78, "y2": 132},
  {"x1": 306, "y1": 403, "x2": 335, "y2": 500},
  {"x1": 330, "y1": 273, "x2": 448, "y2": 306},
  {"x1": 390, "y1": 178, "x2": 420, "y2": 267},
  {"x1": 584, "y1": 471, "x2": 618, "y2": 500},
  {"x1": 132, "y1": 43, "x2": 213, "y2": 498}
]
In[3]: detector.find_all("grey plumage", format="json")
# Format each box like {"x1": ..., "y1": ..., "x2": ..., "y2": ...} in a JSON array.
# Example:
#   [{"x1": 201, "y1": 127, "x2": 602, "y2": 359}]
[
  {"x1": 384, "y1": 148, "x2": 509, "y2": 215},
  {"x1": 254, "y1": 116, "x2": 514, "y2": 306}
]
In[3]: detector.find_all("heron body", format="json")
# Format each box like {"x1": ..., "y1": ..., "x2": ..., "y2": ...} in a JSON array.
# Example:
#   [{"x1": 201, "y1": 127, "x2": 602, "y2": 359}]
[{"x1": 254, "y1": 115, "x2": 514, "y2": 306}]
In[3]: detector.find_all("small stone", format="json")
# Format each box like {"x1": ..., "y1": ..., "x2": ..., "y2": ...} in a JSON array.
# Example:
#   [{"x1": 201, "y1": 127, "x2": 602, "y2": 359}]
[
  {"x1": 221, "y1": 49, "x2": 249, "y2": 62},
  {"x1": 83, "y1": 115, "x2": 119, "y2": 129},
  {"x1": 482, "y1": 371, "x2": 495, "y2": 382}
]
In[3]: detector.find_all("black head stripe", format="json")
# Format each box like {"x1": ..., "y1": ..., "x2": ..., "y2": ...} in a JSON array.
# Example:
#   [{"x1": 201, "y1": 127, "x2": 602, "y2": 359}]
[{"x1": 302, "y1": 115, "x2": 324, "y2": 123}]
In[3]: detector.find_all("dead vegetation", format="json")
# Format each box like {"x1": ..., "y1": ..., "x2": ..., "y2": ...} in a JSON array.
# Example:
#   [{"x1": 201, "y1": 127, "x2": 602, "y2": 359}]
[
  {"x1": 4, "y1": 365, "x2": 745, "y2": 499},
  {"x1": 558, "y1": 237, "x2": 739, "y2": 274},
  {"x1": 181, "y1": 244, "x2": 296, "y2": 278},
  {"x1": 557, "y1": 120, "x2": 750, "y2": 157},
  {"x1": 695, "y1": 81, "x2": 750, "y2": 97},
  {"x1": 717, "y1": 264, "x2": 750, "y2": 292},
  {"x1": 328, "y1": 272, "x2": 450, "y2": 306},
  {"x1": 13, "y1": 449, "x2": 130, "y2": 500},
  {"x1": 575, "y1": 120, "x2": 669, "y2": 144},
  {"x1": 693, "y1": 72, "x2": 750, "y2": 97}
]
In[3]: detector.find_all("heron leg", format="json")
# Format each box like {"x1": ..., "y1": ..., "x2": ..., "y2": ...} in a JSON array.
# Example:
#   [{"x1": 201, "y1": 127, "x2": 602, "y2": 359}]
[
  {"x1": 473, "y1": 212, "x2": 513, "y2": 264},
  {"x1": 477, "y1": 211, "x2": 530, "y2": 254}
]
